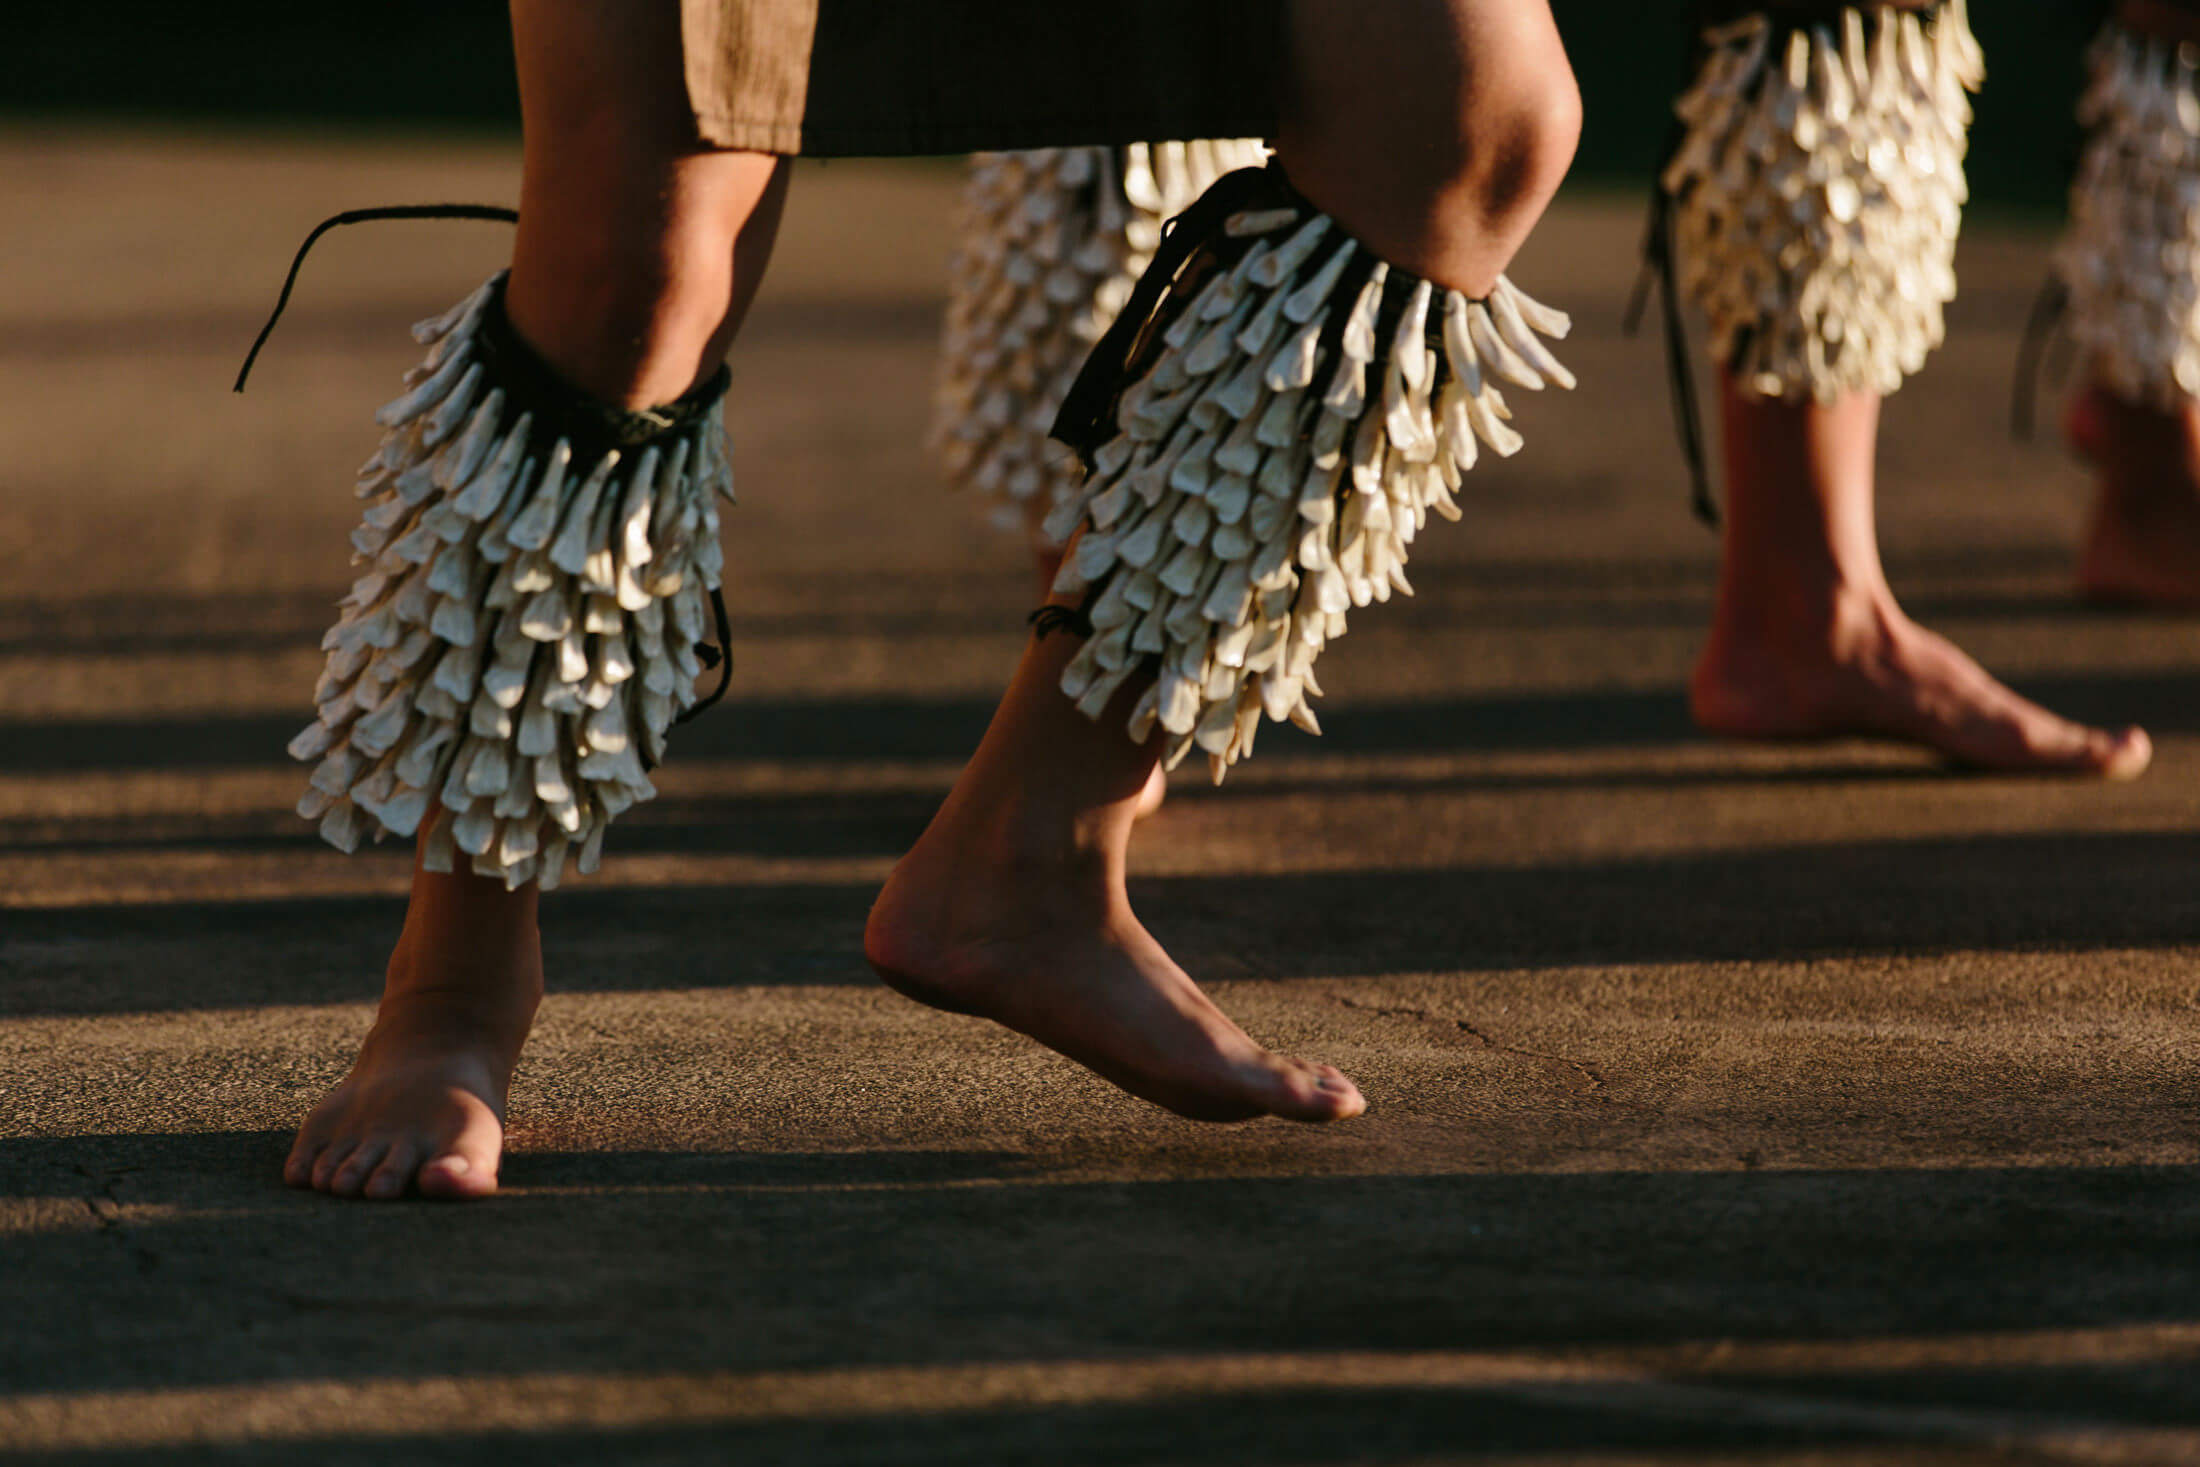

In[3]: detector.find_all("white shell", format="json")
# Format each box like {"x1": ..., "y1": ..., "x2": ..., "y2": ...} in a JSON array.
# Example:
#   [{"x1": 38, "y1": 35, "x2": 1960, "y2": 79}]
[
  {"x1": 2056, "y1": 21, "x2": 2200, "y2": 408},
  {"x1": 292, "y1": 271, "x2": 733, "y2": 887},
  {"x1": 1664, "y1": 1, "x2": 1983, "y2": 402},
  {"x1": 933, "y1": 141, "x2": 1271, "y2": 540},
  {"x1": 1044, "y1": 187, "x2": 1575, "y2": 783}
]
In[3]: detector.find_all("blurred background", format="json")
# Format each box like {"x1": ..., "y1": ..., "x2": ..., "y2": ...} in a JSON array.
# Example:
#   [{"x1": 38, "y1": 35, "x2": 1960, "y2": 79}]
[{"x1": 1, "y1": 0, "x2": 2101, "y2": 212}]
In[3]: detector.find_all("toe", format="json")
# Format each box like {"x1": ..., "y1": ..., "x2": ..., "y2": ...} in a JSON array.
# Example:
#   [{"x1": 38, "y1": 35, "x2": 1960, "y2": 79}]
[
  {"x1": 1261, "y1": 1058, "x2": 1365, "y2": 1124},
  {"x1": 284, "y1": 1136, "x2": 326, "y2": 1189},
  {"x1": 416, "y1": 1106, "x2": 503, "y2": 1201},
  {"x1": 329, "y1": 1140, "x2": 390, "y2": 1198},
  {"x1": 2096, "y1": 726, "x2": 2153, "y2": 781},
  {"x1": 363, "y1": 1141, "x2": 421, "y2": 1201},
  {"x1": 1312, "y1": 1065, "x2": 1368, "y2": 1120},
  {"x1": 417, "y1": 1154, "x2": 496, "y2": 1200},
  {"x1": 310, "y1": 1141, "x2": 356, "y2": 1193}
]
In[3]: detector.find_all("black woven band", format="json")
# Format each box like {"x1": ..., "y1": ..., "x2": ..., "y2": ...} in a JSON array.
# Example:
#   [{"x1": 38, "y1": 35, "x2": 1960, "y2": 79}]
[
  {"x1": 1693, "y1": 0, "x2": 1941, "y2": 23},
  {"x1": 474, "y1": 275, "x2": 732, "y2": 464}
]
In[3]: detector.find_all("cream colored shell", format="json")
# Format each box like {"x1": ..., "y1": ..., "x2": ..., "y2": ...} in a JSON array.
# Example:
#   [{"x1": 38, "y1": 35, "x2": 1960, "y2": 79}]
[
  {"x1": 291, "y1": 275, "x2": 731, "y2": 888},
  {"x1": 1664, "y1": 2, "x2": 1984, "y2": 402},
  {"x1": 934, "y1": 141, "x2": 1270, "y2": 538},
  {"x1": 2056, "y1": 23, "x2": 2200, "y2": 408},
  {"x1": 1045, "y1": 201, "x2": 1576, "y2": 783}
]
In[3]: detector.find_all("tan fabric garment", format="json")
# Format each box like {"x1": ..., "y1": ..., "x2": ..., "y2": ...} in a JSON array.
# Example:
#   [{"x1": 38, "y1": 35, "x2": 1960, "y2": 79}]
[
  {"x1": 680, "y1": 0, "x2": 1285, "y2": 157},
  {"x1": 680, "y1": 0, "x2": 820, "y2": 154}
]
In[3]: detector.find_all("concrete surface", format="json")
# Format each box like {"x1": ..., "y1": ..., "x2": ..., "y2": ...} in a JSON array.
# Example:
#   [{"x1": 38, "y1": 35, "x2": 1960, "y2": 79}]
[{"x1": 3, "y1": 128, "x2": 2200, "y2": 1465}]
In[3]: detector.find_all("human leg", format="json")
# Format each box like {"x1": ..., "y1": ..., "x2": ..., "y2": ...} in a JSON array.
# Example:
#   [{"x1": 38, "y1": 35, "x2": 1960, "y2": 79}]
[
  {"x1": 936, "y1": 144, "x2": 1269, "y2": 592},
  {"x1": 869, "y1": 0, "x2": 1582, "y2": 1123},
  {"x1": 1691, "y1": 380, "x2": 2151, "y2": 774},
  {"x1": 287, "y1": 0, "x2": 787, "y2": 1199},
  {"x1": 936, "y1": 143, "x2": 1273, "y2": 820},
  {"x1": 1662, "y1": 1, "x2": 2147, "y2": 776},
  {"x1": 286, "y1": 835, "x2": 541, "y2": 1199},
  {"x1": 2066, "y1": 1, "x2": 2200, "y2": 607}
]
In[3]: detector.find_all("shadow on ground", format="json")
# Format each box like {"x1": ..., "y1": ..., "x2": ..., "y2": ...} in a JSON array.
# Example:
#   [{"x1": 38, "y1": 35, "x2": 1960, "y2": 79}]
[
  {"x1": 5, "y1": 1133, "x2": 2198, "y2": 1463},
  {"x1": 8, "y1": 823, "x2": 2200, "y2": 1017},
  {"x1": 3, "y1": 653, "x2": 2198, "y2": 776}
]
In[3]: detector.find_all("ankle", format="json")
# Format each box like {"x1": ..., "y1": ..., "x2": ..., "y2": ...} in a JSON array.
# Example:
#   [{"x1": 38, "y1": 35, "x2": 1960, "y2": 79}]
[
  {"x1": 936, "y1": 790, "x2": 1127, "y2": 882},
  {"x1": 380, "y1": 914, "x2": 542, "y2": 1019},
  {"x1": 2076, "y1": 382, "x2": 2200, "y2": 490},
  {"x1": 1711, "y1": 570, "x2": 1896, "y2": 652},
  {"x1": 379, "y1": 953, "x2": 540, "y2": 1023}
]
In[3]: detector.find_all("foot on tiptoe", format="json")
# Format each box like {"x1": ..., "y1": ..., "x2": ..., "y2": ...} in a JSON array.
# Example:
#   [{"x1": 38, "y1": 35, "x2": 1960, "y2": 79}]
[
  {"x1": 1690, "y1": 585, "x2": 2151, "y2": 779},
  {"x1": 2071, "y1": 385, "x2": 2200, "y2": 609},
  {"x1": 865, "y1": 827, "x2": 1362, "y2": 1124},
  {"x1": 284, "y1": 932, "x2": 541, "y2": 1202}
]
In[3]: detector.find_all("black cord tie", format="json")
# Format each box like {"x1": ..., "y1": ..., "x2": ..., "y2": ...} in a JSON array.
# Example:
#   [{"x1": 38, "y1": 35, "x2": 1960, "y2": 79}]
[
  {"x1": 1052, "y1": 162, "x2": 1287, "y2": 464},
  {"x1": 675, "y1": 587, "x2": 735, "y2": 727},
  {"x1": 1626, "y1": 119, "x2": 1719, "y2": 529},
  {"x1": 472, "y1": 274, "x2": 732, "y2": 463},
  {"x1": 2011, "y1": 275, "x2": 2073, "y2": 442},
  {"x1": 233, "y1": 203, "x2": 519, "y2": 393},
  {"x1": 1629, "y1": 1, "x2": 1960, "y2": 526},
  {"x1": 1028, "y1": 603, "x2": 1096, "y2": 640}
]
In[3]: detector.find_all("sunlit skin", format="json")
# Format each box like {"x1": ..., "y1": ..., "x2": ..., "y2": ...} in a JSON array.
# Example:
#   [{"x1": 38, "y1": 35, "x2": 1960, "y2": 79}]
[
  {"x1": 1690, "y1": 379, "x2": 2151, "y2": 779},
  {"x1": 289, "y1": 2, "x2": 785, "y2": 1201},
  {"x1": 289, "y1": 0, "x2": 1590, "y2": 1196},
  {"x1": 1030, "y1": 538, "x2": 1168, "y2": 818},
  {"x1": 1681, "y1": 0, "x2": 2178, "y2": 776}
]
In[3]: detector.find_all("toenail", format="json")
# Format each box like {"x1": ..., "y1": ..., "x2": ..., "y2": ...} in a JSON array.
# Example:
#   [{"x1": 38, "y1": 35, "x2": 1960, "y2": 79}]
[{"x1": 430, "y1": 1156, "x2": 470, "y2": 1175}]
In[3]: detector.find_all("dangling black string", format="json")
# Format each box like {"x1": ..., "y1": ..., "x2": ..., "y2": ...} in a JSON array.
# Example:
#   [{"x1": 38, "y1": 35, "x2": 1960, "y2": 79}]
[
  {"x1": 2009, "y1": 13, "x2": 2098, "y2": 444},
  {"x1": 1625, "y1": 165, "x2": 1718, "y2": 528},
  {"x1": 1625, "y1": 20, "x2": 1719, "y2": 530},
  {"x1": 237, "y1": 200, "x2": 741, "y2": 732},
  {"x1": 675, "y1": 587, "x2": 735, "y2": 726},
  {"x1": 2011, "y1": 276, "x2": 2072, "y2": 442},
  {"x1": 232, "y1": 203, "x2": 518, "y2": 393}
]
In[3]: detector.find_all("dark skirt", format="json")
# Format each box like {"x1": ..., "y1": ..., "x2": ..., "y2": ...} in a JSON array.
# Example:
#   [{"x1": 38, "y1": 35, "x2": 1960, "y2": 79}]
[{"x1": 680, "y1": 0, "x2": 1286, "y2": 156}]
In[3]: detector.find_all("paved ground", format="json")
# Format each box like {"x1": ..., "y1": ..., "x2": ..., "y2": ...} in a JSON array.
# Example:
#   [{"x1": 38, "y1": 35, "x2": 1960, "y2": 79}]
[{"x1": 4, "y1": 128, "x2": 2200, "y2": 1465}]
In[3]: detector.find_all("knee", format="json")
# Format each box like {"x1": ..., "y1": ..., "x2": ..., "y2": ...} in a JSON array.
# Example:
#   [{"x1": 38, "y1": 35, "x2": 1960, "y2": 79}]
[
  {"x1": 1433, "y1": 58, "x2": 1581, "y2": 247},
  {"x1": 1276, "y1": 0, "x2": 1581, "y2": 289}
]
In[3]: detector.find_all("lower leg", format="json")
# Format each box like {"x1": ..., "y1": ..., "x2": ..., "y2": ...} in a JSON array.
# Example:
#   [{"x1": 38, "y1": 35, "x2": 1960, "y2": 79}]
[
  {"x1": 1026, "y1": 525, "x2": 1166, "y2": 817},
  {"x1": 1693, "y1": 377, "x2": 2151, "y2": 776},
  {"x1": 287, "y1": 840, "x2": 541, "y2": 1199},
  {"x1": 873, "y1": 0, "x2": 1579, "y2": 1122},
  {"x1": 2071, "y1": 386, "x2": 2200, "y2": 606},
  {"x1": 291, "y1": 0, "x2": 787, "y2": 1197},
  {"x1": 2067, "y1": 0, "x2": 2200, "y2": 606},
  {"x1": 866, "y1": 619, "x2": 1362, "y2": 1123}
]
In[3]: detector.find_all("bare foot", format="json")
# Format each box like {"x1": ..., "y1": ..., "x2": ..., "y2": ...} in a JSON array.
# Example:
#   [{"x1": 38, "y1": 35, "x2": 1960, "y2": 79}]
[
  {"x1": 286, "y1": 857, "x2": 542, "y2": 1201},
  {"x1": 2070, "y1": 385, "x2": 2200, "y2": 608},
  {"x1": 1691, "y1": 587, "x2": 2152, "y2": 778},
  {"x1": 1697, "y1": 377, "x2": 2150, "y2": 778},
  {"x1": 867, "y1": 841, "x2": 1361, "y2": 1123},
  {"x1": 867, "y1": 623, "x2": 1361, "y2": 1124}
]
